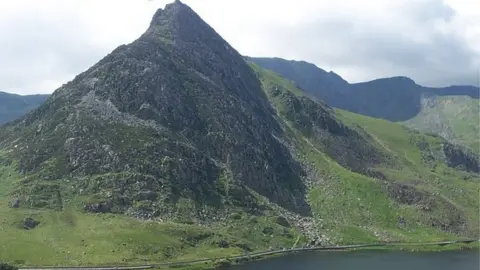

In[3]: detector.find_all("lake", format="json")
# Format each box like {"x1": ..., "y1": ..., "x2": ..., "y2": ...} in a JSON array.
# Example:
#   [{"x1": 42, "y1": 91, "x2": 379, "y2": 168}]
[{"x1": 224, "y1": 250, "x2": 480, "y2": 270}]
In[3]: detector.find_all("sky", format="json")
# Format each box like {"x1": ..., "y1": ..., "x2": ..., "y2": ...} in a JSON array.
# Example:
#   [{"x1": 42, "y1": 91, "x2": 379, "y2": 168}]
[{"x1": 0, "y1": 0, "x2": 479, "y2": 95}]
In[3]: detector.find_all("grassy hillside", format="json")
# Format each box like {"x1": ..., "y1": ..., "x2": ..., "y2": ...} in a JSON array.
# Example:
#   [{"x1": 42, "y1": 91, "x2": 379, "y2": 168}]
[
  {"x1": 403, "y1": 95, "x2": 479, "y2": 152},
  {"x1": 0, "y1": 67, "x2": 478, "y2": 268},
  {"x1": 336, "y1": 111, "x2": 479, "y2": 238},
  {"x1": 0, "y1": 157, "x2": 305, "y2": 266},
  {"x1": 253, "y1": 63, "x2": 479, "y2": 244}
]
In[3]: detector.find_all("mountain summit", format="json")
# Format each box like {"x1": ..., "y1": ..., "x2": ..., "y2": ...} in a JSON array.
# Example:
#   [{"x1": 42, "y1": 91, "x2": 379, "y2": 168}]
[
  {"x1": 149, "y1": 0, "x2": 201, "y2": 31},
  {"x1": 2, "y1": 1, "x2": 312, "y2": 218}
]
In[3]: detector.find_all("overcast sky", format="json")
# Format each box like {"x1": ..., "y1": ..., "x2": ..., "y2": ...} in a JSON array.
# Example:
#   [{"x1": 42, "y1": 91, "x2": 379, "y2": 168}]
[{"x1": 0, "y1": 0, "x2": 479, "y2": 95}]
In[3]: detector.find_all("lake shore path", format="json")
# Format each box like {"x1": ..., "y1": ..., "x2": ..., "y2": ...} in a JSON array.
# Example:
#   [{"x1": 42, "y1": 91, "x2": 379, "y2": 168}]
[{"x1": 19, "y1": 239, "x2": 479, "y2": 270}]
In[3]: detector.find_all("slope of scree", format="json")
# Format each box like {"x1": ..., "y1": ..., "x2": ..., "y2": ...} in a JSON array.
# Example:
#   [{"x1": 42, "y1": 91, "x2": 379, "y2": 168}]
[{"x1": 0, "y1": 0, "x2": 312, "y2": 219}]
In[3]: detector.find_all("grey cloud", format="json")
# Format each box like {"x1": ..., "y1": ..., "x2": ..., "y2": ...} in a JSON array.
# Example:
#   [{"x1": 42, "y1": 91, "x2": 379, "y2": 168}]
[
  {"x1": 404, "y1": 0, "x2": 455, "y2": 23},
  {"x1": 0, "y1": 0, "x2": 478, "y2": 94},
  {"x1": 261, "y1": 0, "x2": 478, "y2": 87},
  {"x1": 0, "y1": 13, "x2": 110, "y2": 94}
]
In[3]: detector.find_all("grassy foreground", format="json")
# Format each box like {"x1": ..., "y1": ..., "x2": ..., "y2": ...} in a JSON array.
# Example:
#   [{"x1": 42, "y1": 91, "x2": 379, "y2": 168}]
[
  {"x1": 0, "y1": 204, "x2": 303, "y2": 267},
  {"x1": 0, "y1": 162, "x2": 304, "y2": 267}
]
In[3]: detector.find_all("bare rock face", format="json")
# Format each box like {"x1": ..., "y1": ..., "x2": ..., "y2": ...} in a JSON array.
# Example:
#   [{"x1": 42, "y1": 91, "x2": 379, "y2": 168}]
[{"x1": 443, "y1": 143, "x2": 480, "y2": 173}]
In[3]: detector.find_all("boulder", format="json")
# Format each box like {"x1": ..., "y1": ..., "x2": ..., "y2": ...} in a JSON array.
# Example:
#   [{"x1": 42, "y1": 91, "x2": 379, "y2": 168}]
[{"x1": 23, "y1": 217, "x2": 40, "y2": 230}]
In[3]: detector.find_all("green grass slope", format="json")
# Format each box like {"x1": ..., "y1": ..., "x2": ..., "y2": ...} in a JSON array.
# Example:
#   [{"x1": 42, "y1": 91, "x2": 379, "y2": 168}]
[
  {"x1": 0, "y1": 151, "x2": 305, "y2": 266},
  {"x1": 403, "y1": 95, "x2": 479, "y2": 152},
  {"x1": 336, "y1": 111, "x2": 479, "y2": 237},
  {"x1": 252, "y1": 63, "x2": 479, "y2": 244}
]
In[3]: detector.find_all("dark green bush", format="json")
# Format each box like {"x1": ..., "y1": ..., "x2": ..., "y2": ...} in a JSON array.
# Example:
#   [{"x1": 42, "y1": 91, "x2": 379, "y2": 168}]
[{"x1": 0, "y1": 263, "x2": 17, "y2": 270}]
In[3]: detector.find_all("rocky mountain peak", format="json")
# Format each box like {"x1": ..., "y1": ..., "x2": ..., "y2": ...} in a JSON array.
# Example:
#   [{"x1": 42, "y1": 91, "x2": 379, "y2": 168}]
[
  {"x1": 149, "y1": 0, "x2": 190, "y2": 26},
  {"x1": 146, "y1": 0, "x2": 217, "y2": 44},
  {"x1": 1, "y1": 0, "x2": 312, "y2": 218}
]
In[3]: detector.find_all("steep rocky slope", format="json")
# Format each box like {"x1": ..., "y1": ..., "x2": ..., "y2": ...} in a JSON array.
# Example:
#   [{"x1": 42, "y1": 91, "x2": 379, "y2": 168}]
[
  {"x1": 2, "y1": 0, "x2": 313, "y2": 219},
  {"x1": 0, "y1": 1, "x2": 478, "y2": 266},
  {"x1": 0, "y1": 92, "x2": 48, "y2": 124}
]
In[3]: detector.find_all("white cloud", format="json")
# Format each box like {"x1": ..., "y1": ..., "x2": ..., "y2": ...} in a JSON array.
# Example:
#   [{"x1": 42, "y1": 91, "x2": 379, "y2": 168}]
[{"x1": 0, "y1": 0, "x2": 478, "y2": 94}]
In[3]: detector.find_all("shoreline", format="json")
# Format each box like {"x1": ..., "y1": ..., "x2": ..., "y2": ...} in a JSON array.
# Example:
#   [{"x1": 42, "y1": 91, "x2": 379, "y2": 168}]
[{"x1": 16, "y1": 239, "x2": 479, "y2": 270}]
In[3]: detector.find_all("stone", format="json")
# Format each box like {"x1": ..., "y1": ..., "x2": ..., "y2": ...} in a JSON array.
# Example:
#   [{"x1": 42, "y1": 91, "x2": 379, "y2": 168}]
[
  {"x1": 23, "y1": 217, "x2": 40, "y2": 230},
  {"x1": 218, "y1": 240, "x2": 229, "y2": 248},
  {"x1": 10, "y1": 198, "x2": 20, "y2": 208},
  {"x1": 275, "y1": 216, "x2": 291, "y2": 227},
  {"x1": 83, "y1": 202, "x2": 112, "y2": 213}
]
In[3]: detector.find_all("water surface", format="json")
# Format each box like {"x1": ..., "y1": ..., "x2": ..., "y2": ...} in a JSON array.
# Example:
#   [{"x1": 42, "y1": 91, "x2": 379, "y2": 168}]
[{"x1": 225, "y1": 250, "x2": 480, "y2": 270}]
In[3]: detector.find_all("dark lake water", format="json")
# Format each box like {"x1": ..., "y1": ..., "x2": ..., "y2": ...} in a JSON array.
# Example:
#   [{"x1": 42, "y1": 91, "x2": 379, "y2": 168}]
[{"x1": 224, "y1": 250, "x2": 480, "y2": 270}]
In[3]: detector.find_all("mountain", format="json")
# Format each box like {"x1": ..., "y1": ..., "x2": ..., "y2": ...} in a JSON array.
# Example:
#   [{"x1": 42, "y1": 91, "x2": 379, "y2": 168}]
[
  {"x1": 244, "y1": 57, "x2": 350, "y2": 103},
  {"x1": 0, "y1": 1, "x2": 478, "y2": 266},
  {"x1": 0, "y1": 92, "x2": 48, "y2": 124},
  {"x1": 403, "y1": 95, "x2": 480, "y2": 151},
  {"x1": 247, "y1": 57, "x2": 480, "y2": 150},
  {"x1": 2, "y1": 0, "x2": 313, "y2": 217},
  {"x1": 350, "y1": 78, "x2": 479, "y2": 122}
]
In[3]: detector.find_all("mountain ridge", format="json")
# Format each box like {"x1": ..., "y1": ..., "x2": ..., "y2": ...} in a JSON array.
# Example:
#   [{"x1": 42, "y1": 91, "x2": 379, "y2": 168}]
[
  {"x1": 247, "y1": 56, "x2": 479, "y2": 90},
  {"x1": 247, "y1": 57, "x2": 479, "y2": 150},
  {"x1": 0, "y1": 92, "x2": 48, "y2": 125}
]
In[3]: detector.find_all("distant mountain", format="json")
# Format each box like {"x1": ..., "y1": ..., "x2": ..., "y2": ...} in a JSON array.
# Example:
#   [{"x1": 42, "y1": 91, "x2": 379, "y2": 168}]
[
  {"x1": 349, "y1": 78, "x2": 479, "y2": 122},
  {"x1": 245, "y1": 57, "x2": 349, "y2": 96},
  {"x1": 0, "y1": 92, "x2": 48, "y2": 124},
  {"x1": 244, "y1": 57, "x2": 353, "y2": 109},
  {"x1": 247, "y1": 57, "x2": 479, "y2": 150},
  {"x1": 403, "y1": 95, "x2": 480, "y2": 151}
]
